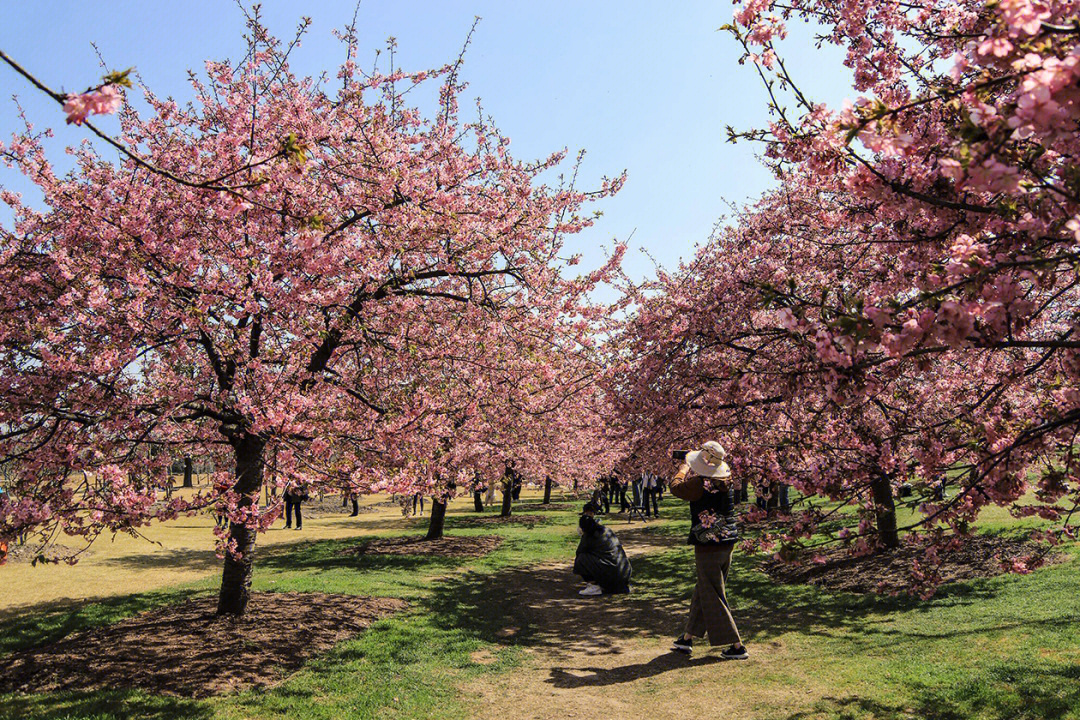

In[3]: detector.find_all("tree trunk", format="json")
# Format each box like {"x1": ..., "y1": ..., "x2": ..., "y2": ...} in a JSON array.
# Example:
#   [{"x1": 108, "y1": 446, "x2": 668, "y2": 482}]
[
  {"x1": 543, "y1": 476, "x2": 553, "y2": 504},
  {"x1": 217, "y1": 434, "x2": 266, "y2": 616},
  {"x1": 182, "y1": 456, "x2": 194, "y2": 488},
  {"x1": 426, "y1": 497, "x2": 448, "y2": 540},
  {"x1": 765, "y1": 486, "x2": 780, "y2": 516},
  {"x1": 473, "y1": 489, "x2": 484, "y2": 512},
  {"x1": 870, "y1": 475, "x2": 900, "y2": 550},
  {"x1": 500, "y1": 478, "x2": 513, "y2": 517}
]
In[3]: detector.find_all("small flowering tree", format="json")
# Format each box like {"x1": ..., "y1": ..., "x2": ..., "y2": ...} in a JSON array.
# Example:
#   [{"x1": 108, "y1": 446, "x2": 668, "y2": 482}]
[{"x1": 0, "y1": 16, "x2": 623, "y2": 614}]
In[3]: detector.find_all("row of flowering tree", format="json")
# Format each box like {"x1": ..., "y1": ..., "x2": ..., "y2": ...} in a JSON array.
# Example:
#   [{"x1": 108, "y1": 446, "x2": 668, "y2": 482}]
[
  {"x1": 0, "y1": 15, "x2": 622, "y2": 614},
  {"x1": 608, "y1": 0, "x2": 1079, "y2": 594}
]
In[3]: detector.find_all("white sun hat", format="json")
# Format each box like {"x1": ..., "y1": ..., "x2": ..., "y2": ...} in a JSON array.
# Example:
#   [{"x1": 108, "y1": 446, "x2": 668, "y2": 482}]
[{"x1": 686, "y1": 441, "x2": 732, "y2": 480}]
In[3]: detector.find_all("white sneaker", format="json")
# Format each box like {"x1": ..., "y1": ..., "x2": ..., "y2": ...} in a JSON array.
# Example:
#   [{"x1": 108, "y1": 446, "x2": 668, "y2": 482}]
[{"x1": 579, "y1": 583, "x2": 603, "y2": 596}]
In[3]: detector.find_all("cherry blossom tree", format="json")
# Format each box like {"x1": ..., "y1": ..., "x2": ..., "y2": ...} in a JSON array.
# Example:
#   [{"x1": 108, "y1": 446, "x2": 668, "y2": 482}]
[
  {"x1": 610, "y1": 0, "x2": 1080, "y2": 593},
  {"x1": 0, "y1": 15, "x2": 623, "y2": 614}
]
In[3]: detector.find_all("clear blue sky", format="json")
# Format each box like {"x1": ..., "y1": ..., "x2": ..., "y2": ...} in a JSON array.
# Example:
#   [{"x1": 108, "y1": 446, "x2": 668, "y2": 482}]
[{"x1": 1, "y1": 1, "x2": 851, "y2": 293}]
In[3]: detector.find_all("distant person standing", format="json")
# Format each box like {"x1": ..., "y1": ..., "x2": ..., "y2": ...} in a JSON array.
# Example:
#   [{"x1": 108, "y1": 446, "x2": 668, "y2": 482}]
[
  {"x1": 755, "y1": 480, "x2": 791, "y2": 514},
  {"x1": 597, "y1": 477, "x2": 611, "y2": 514},
  {"x1": 283, "y1": 486, "x2": 307, "y2": 530},
  {"x1": 642, "y1": 472, "x2": 660, "y2": 517},
  {"x1": 0, "y1": 486, "x2": 6, "y2": 564},
  {"x1": 590, "y1": 482, "x2": 607, "y2": 515},
  {"x1": 412, "y1": 492, "x2": 425, "y2": 517},
  {"x1": 669, "y1": 441, "x2": 747, "y2": 660},
  {"x1": 606, "y1": 475, "x2": 620, "y2": 508}
]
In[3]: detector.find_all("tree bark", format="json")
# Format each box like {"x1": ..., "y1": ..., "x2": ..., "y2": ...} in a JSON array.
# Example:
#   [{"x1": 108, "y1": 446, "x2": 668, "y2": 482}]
[
  {"x1": 543, "y1": 476, "x2": 553, "y2": 504},
  {"x1": 426, "y1": 497, "x2": 448, "y2": 540},
  {"x1": 217, "y1": 434, "x2": 266, "y2": 616},
  {"x1": 870, "y1": 474, "x2": 900, "y2": 550},
  {"x1": 500, "y1": 477, "x2": 513, "y2": 517},
  {"x1": 473, "y1": 489, "x2": 484, "y2": 512},
  {"x1": 182, "y1": 456, "x2": 194, "y2": 488},
  {"x1": 764, "y1": 486, "x2": 780, "y2": 516}
]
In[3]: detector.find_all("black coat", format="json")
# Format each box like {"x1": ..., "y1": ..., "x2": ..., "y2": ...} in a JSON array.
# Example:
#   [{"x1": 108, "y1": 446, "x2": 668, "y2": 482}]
[
  {"x1": 687, "y1": 484, "x2": 738, "y2": 545},
  {"x1": 573, "y1": 517, "x2": 632, "y2": 592}
]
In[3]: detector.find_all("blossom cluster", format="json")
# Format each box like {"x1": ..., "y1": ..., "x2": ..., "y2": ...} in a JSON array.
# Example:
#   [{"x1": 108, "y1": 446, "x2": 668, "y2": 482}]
[{"x1": 62, "y1": 83, "x2": 123, "y2": 125}]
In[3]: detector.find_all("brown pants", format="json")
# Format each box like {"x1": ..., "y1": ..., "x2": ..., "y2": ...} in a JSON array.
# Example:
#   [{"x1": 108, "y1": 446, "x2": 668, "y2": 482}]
[{"x1": 684, "y1": 543, "x2": 742, "y2": 646}]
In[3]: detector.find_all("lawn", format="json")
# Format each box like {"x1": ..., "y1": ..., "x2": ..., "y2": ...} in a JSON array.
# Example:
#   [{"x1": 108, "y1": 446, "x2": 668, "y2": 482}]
[{"x1": 1, "y1": 493, "x2": 1077, "y2": 720}]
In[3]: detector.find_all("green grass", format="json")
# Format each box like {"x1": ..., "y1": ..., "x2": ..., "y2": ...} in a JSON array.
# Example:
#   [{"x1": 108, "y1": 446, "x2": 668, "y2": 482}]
[
  {"x1": 0, "y1": 499, "x2": 586, "y2": 720},
  {"x1": 2, "y1": 495, "x2": 1079, "y2": 720},
  {"x1": 628, "y1": 531, "x2": 1080, "y2": 720}
]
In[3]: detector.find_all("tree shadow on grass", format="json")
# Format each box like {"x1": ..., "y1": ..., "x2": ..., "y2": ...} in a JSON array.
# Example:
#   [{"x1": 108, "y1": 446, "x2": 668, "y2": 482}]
[
  {"x1": 0, "y1": 690, "x2": 212, "y2": 720},
  {"x1": 628, "y1": 549, "x2": 1007, "y2": 646},
  {"x1": 783, "y1": 662, "x2": 1080, "y2": 720},
  {"x1": 421, "y1": 545, "x2": 1025, "y2": 690},
  {"x1": 920, "y1": 661, "x2": 1080, "y2": 720},
  {"x1": 257, "y1": 534, "x2": 475, "y2": 576},
  {"x1": 94, "y1": 547, "x2": 221, "y2": 574}
]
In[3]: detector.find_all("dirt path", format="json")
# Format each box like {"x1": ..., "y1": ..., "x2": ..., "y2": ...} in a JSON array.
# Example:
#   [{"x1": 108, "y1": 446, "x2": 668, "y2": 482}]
[{"x1": 463, "y1": 531, "x2": 820, "y2": 720}]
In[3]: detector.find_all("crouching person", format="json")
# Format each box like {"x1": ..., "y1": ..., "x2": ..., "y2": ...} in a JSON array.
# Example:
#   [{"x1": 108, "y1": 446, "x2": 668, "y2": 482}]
[{"x1": 574, "y1": 501, "x2": 632, "y2": 596}]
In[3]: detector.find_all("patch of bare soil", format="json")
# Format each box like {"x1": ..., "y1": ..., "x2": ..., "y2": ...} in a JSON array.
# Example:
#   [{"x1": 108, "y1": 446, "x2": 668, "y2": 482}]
[
  {"x1": 0, "y1": 592, "x2": 406, "y2": 698},
  {"x1": 338, "y1": 534, "x2": 504, "y2": 558},
  {"x1": 4, "y1": 542, "x2": 91, "y2": 565},
  {"x1": 762, "y1": 534, "x2": 1067, "y2": 594},
  {"x1": 737, "y1": 511, "x2": 795, "y2": 533},
  {"x1": 462, "y1": 560, "x2": 816, "y2": 720},
  {"x1": 453, "y1": 513, "x2": 548, "y2": 528},
  {"x1": 528, "y1": 503, "x2": 575, "y2": 512}
]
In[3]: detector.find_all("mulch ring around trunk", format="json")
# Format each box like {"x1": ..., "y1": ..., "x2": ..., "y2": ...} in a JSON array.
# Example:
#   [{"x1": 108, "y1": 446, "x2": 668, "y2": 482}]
[
  {"x1": 0, "y1": 592, "x2": 406, "y2": 699},
  {"x1": 761, "y1": 533, "x2": 1067, "y2": 595},
  {"x1": 451, "y1": 514, "x2": 549, "y2": 528},
  {"x1": 524, "y1": 503, "x2": 575, "y2": 512},
  {"x1": 738, "y1": 513, "x2": 797, "y2": 533},
  {"x1": 338, "y1": 534, "x2": 504, "y2": 558}
]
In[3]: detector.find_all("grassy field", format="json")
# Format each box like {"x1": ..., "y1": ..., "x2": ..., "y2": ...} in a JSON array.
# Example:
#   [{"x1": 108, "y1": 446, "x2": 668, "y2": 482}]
[{"x1": 1, "y1": 492, "x2": 1078, "y2": 720}]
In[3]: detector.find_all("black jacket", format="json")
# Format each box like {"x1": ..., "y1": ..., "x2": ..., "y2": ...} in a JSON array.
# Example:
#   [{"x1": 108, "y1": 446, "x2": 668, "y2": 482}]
[
  {"x1": 687, "y1": 483, "x2": 738, "y2": 546},
  {"x1": 573, "y1": 517, "x2": 632, "y2": 591}
]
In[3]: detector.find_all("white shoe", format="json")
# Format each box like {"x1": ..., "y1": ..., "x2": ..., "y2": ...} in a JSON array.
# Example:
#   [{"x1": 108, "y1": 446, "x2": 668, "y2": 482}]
[{"x1": 578, "y1": 583, "x2": 603, "y2": 596}]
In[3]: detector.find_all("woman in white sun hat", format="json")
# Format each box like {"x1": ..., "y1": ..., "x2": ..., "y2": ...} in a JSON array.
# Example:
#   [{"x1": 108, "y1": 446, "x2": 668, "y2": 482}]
[{"x1": 669, "y1": 440, "x2": 747, "y2": 660}]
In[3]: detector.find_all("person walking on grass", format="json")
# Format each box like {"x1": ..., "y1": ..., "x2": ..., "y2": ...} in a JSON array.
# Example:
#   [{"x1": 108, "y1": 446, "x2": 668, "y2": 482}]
[{"x1": 669, "y1": 441, "x2": 747, "y2": 660}]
